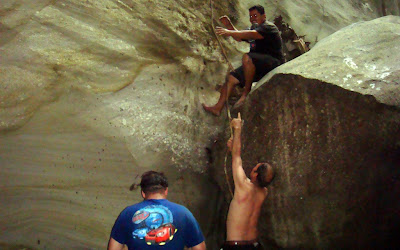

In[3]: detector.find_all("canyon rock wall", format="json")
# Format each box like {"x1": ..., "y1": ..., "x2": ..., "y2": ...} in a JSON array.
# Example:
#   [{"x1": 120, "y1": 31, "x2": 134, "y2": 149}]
[{"x1": 1, "y1": 0, "x2": 399, "y2": 249}]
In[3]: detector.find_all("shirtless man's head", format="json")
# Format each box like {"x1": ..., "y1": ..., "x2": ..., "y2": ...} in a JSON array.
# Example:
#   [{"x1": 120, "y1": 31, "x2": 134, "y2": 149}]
[{"x1": 250, "y1": 163, "x2": 275, "y2": 188}]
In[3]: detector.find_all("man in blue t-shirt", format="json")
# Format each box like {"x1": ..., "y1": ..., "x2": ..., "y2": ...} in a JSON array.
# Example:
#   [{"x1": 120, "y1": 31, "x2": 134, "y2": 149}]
[
  {"x1": 202, "y1": 5, "x2": 284, "y2": 116},
  {"x1": 108, "y1": 171, "x2": 206, "y2": 250}
]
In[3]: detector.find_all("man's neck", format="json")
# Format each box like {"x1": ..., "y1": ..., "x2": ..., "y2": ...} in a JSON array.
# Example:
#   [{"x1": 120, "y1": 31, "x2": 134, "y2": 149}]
[{"x1": 144, "y1": 193, "x2": 167, "y2": 200}]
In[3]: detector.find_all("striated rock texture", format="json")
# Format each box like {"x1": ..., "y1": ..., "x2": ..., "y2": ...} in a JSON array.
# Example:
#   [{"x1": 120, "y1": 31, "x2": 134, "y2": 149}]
[
  {"x1": 213, "y1": 16, "x2": 400, "y2": 248},
  {"x1": 1, "y1": 0, "x2": 399, "y2": 249}
]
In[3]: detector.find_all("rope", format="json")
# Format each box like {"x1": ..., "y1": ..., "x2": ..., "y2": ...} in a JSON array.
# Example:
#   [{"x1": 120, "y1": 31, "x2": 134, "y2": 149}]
[
  {"x1": 210, "y1": 0, "x2": 235, "y2": 72},
  {"x1": 210, "y1": 0, "x2": 234, "y2": 198}
]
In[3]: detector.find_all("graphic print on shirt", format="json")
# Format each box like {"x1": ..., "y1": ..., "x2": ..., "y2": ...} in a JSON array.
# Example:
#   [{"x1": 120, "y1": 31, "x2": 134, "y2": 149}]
[
  {"x1": 250, "y1": 40, "x2": 256, "y2": 50},
  {"x1": 249, "y1": 24, "x2": 257, "y2": 51},
  {"x1": 132, "y1": 205, "x2": 177, "y2": 246}
]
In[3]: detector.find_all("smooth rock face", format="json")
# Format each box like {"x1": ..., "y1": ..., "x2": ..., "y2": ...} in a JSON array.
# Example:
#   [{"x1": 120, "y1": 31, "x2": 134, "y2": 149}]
[
  {"x1": 1, "y1": 0, "x2": 400, "y2": 249},
  {"x1": 213, "y1": 17, "x2": 400, "y2": 248},
  {"x1": 0, "y1": 65, "x2": 226, "y2": 249}
]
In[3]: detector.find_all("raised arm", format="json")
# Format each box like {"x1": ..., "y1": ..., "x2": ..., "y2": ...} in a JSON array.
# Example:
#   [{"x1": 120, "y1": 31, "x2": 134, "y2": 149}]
[{"x1": 230, "y1": 113, "x2": 248, "y2": 189}]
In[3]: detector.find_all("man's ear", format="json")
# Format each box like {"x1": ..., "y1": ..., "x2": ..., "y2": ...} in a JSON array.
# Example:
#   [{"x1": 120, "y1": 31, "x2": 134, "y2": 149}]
[
  {"x1": 165, "y1": 187, "x2": 168, "y2": 196},
  {"x1": 141, "y1": 191, "x2": 146, "y2": 199},
  {"x1": 254, "y1": 172, "x2": 259, "y2": 181}
]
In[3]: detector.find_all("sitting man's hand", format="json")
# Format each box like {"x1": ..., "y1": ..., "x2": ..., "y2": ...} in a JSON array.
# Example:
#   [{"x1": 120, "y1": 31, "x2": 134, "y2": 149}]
[
  {"x1": 219, "y1": 15, "x2": 232, "y2": 28},
  {"x1": 215, "y1": 26, "x2": 232, "y2": 37}
]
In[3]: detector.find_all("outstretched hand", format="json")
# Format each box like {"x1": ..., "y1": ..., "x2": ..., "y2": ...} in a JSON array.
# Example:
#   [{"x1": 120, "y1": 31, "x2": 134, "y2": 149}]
[{"x1": 230, "y1": 112, "x2": 243, "y2": 130}]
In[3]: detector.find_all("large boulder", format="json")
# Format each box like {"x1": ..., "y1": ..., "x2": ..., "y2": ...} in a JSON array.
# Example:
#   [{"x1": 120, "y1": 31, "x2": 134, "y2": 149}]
[
  {"x1": 212, "y1": 16, "x2": 400, "y2": 248},
  {"x1": 260, "y1": 15, "x2": 400, "y2": 107}
]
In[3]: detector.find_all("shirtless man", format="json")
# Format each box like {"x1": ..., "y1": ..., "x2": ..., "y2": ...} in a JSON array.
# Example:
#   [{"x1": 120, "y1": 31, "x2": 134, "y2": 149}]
[{"x1": 221, "y1": 113, "x2": 275, "y2": 249}]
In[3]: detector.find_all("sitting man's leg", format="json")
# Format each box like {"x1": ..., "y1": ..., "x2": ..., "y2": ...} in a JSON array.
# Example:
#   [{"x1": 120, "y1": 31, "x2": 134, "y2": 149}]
[
  {"x1": 233, "y1": 53, "x2": 281, "y2": 108},
  {"x1": 202, "y1": 72, "x2": 240, "y2": 116},
  {"x1": 248, "y1": 53, "x2": 281, "y2": 81},
  {"x1": 233, "y1": 53, "x2": 256, "y2": 108}
]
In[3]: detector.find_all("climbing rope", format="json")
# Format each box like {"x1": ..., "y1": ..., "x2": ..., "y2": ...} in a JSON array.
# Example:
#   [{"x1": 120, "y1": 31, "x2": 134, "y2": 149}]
[
  {"x1": 210, "y1": 0, "x2": 234, "y2": 198},
  {"x1": 210, "y1": 0, "x2": 235, "y2": 73}
]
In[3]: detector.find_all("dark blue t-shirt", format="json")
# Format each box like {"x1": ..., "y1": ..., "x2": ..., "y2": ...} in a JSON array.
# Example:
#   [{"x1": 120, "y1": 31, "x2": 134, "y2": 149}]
[
  {"x1": 249, "y1": 21, "x2": 284, "y2": 62},
  {"x1": 110, "y1": 199, "x2": 204, "y2": 249}
]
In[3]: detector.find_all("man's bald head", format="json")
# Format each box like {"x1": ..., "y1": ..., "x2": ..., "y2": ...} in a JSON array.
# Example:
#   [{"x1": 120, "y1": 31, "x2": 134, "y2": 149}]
[{"x1": 256, "y1": 163, "x2": 275, "y2": 187}]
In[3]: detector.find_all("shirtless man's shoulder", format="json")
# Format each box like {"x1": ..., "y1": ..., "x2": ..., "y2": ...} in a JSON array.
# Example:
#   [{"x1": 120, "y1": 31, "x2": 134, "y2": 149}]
[{"x1": 226, "y1": 178, "x2": 269, "y2": 240}]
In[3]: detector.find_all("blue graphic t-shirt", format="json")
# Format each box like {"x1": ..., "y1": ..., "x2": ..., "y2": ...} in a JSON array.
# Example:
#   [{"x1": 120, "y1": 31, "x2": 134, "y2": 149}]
[{"x1": 110, "y1": 199, "x2": 204, "y2": 249}]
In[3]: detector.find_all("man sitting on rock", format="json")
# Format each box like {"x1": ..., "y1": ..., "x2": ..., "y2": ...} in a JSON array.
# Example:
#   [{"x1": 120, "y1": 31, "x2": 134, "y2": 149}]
[
  {"x1": 221, "y1": 113, "x2": 275, "y2": 249},
  {"x1": 203, "y1": 5, "x2": 284, "y2": 116}
]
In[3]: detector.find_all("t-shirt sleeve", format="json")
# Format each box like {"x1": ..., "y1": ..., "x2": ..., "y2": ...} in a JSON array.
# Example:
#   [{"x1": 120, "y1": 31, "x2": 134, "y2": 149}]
[
  {"x1": 255, "y1": 23, "x2": 277, "y2": 38},
  {"x1": 183, "y1": 209, "x2": 205, "y2": 248},
  {"x1": 110, "y1": 208, "x2": 129, "y2": 244}
]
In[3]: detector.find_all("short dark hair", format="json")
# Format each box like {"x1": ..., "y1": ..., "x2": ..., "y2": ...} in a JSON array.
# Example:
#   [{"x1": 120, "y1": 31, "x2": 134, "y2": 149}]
[
  {"x1": 249, "y1": 5, "x2": 265, "y2": 15},
  {"x1": 256, "y1": 163, "x2": 275, "y2": 187},
  {"x1": 140, "y1": 171, "x2": 168, "y2": 194}
]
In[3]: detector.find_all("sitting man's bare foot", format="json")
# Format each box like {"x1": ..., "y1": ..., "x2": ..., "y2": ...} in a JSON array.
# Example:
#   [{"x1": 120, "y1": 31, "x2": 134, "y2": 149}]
[
  {"x1": 202, "y1": 103, "x2": 221, "y2": 116},
  {"x1": 232, "y1": 96, "x2": 246, "y2": 110}
]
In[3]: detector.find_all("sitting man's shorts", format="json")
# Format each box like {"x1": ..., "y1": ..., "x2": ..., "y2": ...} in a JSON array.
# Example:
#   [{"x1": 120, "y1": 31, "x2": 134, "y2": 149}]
[
  {"x1": 220, "y1": 240, "x2": 263, "y2": 249},
  {"x1": 230, "y1": 52, "x2": 282, "y2": 88}
]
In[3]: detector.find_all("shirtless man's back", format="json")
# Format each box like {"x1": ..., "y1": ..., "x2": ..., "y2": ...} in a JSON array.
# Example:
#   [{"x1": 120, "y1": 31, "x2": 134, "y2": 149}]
[{"x1": 221, "y1": 113, "x2": 274, "y2": 249}]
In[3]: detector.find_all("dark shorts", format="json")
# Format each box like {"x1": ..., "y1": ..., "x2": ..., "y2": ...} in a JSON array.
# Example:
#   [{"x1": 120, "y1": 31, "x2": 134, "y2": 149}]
[
  {"x1": 220, "y1": 240, "x2": 263, "y2": 250},
  {"x1": 230, "y1": 53, "x2": 282, "y2": 87}
]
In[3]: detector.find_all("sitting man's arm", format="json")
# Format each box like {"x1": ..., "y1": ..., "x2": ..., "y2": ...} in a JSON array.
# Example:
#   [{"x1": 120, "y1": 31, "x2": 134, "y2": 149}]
[
  {"x1": 219, "y1": 15, "x2": 242, "y2": 42},
  {"x1": 219, "y1": 16, "x2": 258, "y2": 42},
  {"x1": 190, "y1": 241, "x2": 206, "y2": 250},
  {"x1": 215, "y1": 27, "x2": 263, "y2": 41},
  {"x1": 107, "y1": 237, "x2": 125, "y2": 250}
]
